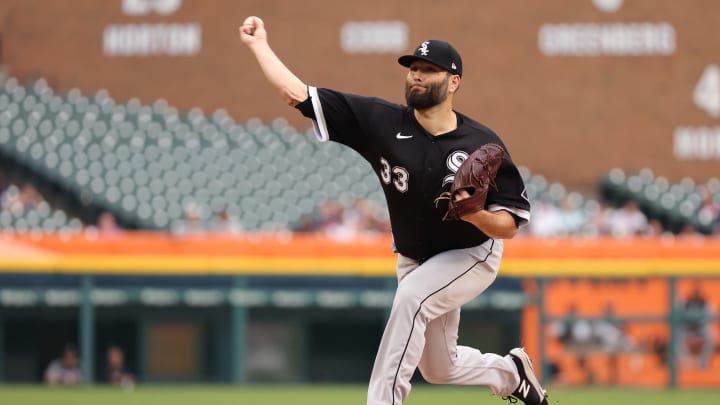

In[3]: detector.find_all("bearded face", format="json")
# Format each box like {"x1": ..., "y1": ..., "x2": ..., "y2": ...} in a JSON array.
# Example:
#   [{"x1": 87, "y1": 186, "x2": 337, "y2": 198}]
[{"x1": 405, "y1": 73, "x2": 450, "y2": 110}]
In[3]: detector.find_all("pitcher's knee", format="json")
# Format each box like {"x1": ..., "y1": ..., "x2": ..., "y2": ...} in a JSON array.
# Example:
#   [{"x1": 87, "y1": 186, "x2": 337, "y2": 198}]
[{"x1": 418, "y1": 365, "x2": 452, "y2": 384}]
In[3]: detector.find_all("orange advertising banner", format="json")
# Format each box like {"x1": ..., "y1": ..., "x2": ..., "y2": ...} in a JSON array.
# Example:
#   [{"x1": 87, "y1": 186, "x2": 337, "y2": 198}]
[{"x1": 0, "y1": 233, "x2": 718, "y2": 276}]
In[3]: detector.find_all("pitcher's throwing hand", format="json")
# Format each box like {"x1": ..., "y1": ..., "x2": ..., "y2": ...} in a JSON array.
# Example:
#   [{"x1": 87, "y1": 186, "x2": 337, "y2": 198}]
[{"x1": 239, "y1": 16, "x2": 266, "y2": 43}]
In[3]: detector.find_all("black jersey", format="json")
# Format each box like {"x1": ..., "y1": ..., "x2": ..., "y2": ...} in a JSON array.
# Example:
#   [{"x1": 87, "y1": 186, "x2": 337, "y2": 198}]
[{"x1": 296, "y1": 86, "x2": 530, "y2": 262}]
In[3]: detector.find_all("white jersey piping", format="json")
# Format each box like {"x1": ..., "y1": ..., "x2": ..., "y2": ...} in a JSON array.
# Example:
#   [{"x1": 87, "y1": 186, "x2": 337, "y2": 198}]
[{"x1": 308, "y1": 86, "x2": 330, "y2": 142}]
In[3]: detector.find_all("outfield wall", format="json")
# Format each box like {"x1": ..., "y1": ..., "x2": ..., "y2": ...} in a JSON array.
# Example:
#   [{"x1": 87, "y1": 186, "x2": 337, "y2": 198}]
[{"x1": 0, "y1": 233, "x2": 719, "y2": 386}]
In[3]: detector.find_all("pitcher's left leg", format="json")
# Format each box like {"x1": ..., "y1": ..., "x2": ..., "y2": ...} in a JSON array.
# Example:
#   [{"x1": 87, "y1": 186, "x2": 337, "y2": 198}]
[
  {"x1": 418, "y1": 309, "x2": 519, "y2": 396},
  {"x1": 367, "y1": 239, "x2": 502, "y2": 405}
]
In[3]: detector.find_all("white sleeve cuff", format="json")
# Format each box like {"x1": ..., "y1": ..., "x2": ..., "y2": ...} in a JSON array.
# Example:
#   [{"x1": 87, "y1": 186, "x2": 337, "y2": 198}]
[
  {"x1": 308, "y1": 86, "x2": 330, "y2": 142},
  {"x1": 487, "y1": 204, "x2": 531, "y2": 228}
]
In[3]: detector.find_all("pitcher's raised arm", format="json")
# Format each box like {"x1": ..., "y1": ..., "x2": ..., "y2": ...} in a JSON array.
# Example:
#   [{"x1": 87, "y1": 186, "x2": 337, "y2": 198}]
[{"x1": 239, "y1": 16, "x2": 308, "y2": 107}]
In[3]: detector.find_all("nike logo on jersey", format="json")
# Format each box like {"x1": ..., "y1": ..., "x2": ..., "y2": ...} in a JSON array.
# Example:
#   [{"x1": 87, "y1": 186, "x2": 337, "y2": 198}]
[{"x1": 396, "y1": 132, "x2": 413, "y2": 139}]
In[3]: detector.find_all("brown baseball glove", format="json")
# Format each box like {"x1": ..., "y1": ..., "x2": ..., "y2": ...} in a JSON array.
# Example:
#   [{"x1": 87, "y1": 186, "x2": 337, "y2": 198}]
[{"x1": 436, "y1": 143, "x2": 505, "y2": 221}]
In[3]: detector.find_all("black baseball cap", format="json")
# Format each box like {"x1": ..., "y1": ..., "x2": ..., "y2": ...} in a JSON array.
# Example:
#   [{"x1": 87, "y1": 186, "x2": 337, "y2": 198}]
[{"x1": 398, "y1": 40, "x2": 463, "y2": 77}]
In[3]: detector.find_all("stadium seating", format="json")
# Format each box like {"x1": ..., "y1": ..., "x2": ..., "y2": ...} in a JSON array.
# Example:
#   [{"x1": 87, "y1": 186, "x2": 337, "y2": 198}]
[
  {"x1": 0, "y1": 75, "x2": 391, "y2": 232},
  {"x1": 599, "y1": 168, "x2": 720, "y2": 234},
  {"x1": 3, "y1": 74, "x2": 715, "y2": 235}
]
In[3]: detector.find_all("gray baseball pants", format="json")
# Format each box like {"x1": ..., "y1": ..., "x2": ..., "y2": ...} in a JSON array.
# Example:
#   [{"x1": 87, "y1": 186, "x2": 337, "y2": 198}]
[{"x1": 367, "y1": 238, "x2": 520, "y2": 405}]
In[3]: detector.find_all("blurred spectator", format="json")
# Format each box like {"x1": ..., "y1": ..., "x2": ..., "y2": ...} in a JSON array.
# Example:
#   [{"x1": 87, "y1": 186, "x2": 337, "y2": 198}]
[
  {"x1": 552, "y1": 302, "x2": 630, "y2": 351},
  {"x1": 528, "y1": 195, "x2": 651, "y2": 238},
  {"x1": 592, "y1": 302, "x2": 633, "y2": 352},
  {"x1": 44, "y1": 343, "x2": 82, "y2": 386},
  {"x1": 678, "y1": 224, "x2": 704, "y2": 239},
  {"x1": 344, "y1": 198, "x2": 382, "y2": 231},
  {"x1": 2, "y1": 182, "x2": 43, "y2": 213},
  {"x1": 650, "y1": 334, "x2": 669, "y2": 366},
  {"x1": 172, "y1": 202, "x2": 206, "y2": 235},
  {"x1": 697, "y1": 184, "x2": 720, "y2": 228},
  {"x1": 317, "y1": 201, "x2": 344, "y2": 233},
  {"x1": 677, "y1": 285, "x2": 715, "y2": 370},
  {"x1": 210, "y1": 208, "x2": 243, "y2": 234},
  {"x1": 552, "y1": 302, "x2": 633, "y2": 385},
  {"x1": 104, "y1": 345, "x2": 135, "y2": 387},
  {"x1": 553, "y1": 303, "x2": 593, "y2": 347},
  {"x1": 555, "y1": 194, "x2": 586, "y2": 236},
  {"x1": 551, "y1": 303, "x2": 592, "y2": 382},
  {"x1": 291, "y1": 197, "x2": 390, "y2": 239},
  {"x1": 592, "y1": 302, "x2": 633, "y2": 385},
  {"x1": 527, "y1": 198, "x2": 562, "y2": 237},
  {"x1": 293, "y1": 212, "x2": 321, "y2": 233},
  {"x1": 97, "y1": 211, "x2": 122, "y2": 236},
  {"x1": 607, "y1": 200, "x2": 648, "y2": 238},
  {"x1": 585, "y1": 200, "x2": 613, "y2": 236},
  {"x1": 643, "y1": 218, "x2": 674, "y2": 238}
]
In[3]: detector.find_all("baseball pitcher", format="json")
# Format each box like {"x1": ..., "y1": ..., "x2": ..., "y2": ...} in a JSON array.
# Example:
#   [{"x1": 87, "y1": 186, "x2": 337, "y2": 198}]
[{"x1": 239, "y1": 16, "x2": 547, "y2": 405}]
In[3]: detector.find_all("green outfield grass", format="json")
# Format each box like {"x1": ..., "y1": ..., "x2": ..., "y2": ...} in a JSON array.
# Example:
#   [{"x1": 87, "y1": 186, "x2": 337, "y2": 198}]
[{"x1": 1, "y1": 384, "x2": 718, "y2": 405}]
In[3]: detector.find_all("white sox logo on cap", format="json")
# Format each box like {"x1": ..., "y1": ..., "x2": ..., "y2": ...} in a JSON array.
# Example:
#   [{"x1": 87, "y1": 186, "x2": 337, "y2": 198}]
[{"x1": 419, "y1": 41, "x2": 430, "y2": 56}]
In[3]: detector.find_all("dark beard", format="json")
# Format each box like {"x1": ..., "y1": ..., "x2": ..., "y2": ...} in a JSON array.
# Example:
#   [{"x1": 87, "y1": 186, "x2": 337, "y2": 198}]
[{"x1": 405, "y1": 77, "x2": 449, "y2": 110}]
